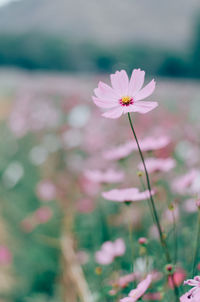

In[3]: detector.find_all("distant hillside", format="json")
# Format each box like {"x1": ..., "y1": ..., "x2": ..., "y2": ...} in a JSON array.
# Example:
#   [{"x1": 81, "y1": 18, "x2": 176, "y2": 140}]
[{"x1": 0, "y1": 0, "x2": 200, "y2": 49}]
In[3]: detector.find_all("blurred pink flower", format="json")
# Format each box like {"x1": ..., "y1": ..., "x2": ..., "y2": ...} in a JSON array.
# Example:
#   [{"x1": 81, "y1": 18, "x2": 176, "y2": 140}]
[
  {"x1": 180, "y1": 276, "x2": 200, "y2": 302},
  {"x1": 143, "y1": 292, "x2": 162, "y2": 300},
  {"x1": 103, "y1": 141, "x2": 135, "y2": 161},
  {"x1": 168, "y1": 268, "x2": 186, "y2": 288},
  {"x1": 76, "y1": 198, "x2": 95, "y2": 213},
  {"x1": 136, "y1": 135, "x2": 170, "y2": 152},
  {"x1": 109, "y1": 289, "x2": 118, "y2": 296},
  {"x1": 20, "y1": 217, "x2": 37, "y2": 233},
  {"x1": 111, "y1": 273, "x2": 136, "y2": 289},
  {"x1": 151, "y1": 270, "x2": 163, "y2": 282},
  {"x1": 76, "y1": 250, "x2": 89, "y2": 265},
  {"x1": 36, "y1": 180, "x2": 57, "y2": 201},
  {"x1": 172, "y1": 170, "x2": 199, "y2": 195},
  {"x1": 138, "y1": 237, "x2": 147, "y2": 245},
  {"x1": 95, "y1": 238, "x2": 126, "y2": 265},
  {"x1": 120, "y1": 274, "x2": 152, "y2": 302},
  {"x1": 34, "y1": 206, "x2": 53, "y2": 224},
  {"x1": 149, "y1": 224, "x2": 161, "y2": 239},
  {"x1": 138, "y1": 157, "x2": 175, "y2": 173},
  {"x1": 84, "y1": 169, "x2": 124, "y2": 183},
  {"x1": 93, "y1": 69, "x2": 157, "y2": 119},
  {"x1": 9, "y1": 94, "x2": 60, "y2": 136},
  {"x1": 102, "y1": 188, "x2": 154, "y2": 202},
  {"x1": 0, "y1": 246, "x2": 12, "y2": 266},
  {"x1": 79, "y1": 176, "x2": 100, "y2": 196},
  {"x1": 8, "y1": 94, "x2": 31, "y2": 137},
  {"x1": 183, "y1": 199, "x2": 197, "y2": 213},
  {"x1": 103, "y1": 135, "x2": 170, "y2": 161},
  {"x1": 162, "y1": 205, "x2": 179, "y2": 224}
]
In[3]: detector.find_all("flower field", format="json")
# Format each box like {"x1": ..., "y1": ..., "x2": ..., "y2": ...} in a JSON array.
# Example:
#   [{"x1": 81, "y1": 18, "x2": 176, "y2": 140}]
[{"x1": 0, "y1": 69, "x2": 200, "y2": 301}]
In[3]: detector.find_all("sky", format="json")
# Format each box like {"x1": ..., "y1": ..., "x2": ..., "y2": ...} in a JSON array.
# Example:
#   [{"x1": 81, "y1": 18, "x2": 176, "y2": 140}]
[{"x1": 0, "y1": 0, "x2": 20, "y2": 7}]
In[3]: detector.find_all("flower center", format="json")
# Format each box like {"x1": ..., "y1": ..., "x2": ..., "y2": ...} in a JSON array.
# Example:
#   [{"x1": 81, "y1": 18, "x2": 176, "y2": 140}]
[{"x1": 120, "y1": 96, "x2": 134, "y2": 106}]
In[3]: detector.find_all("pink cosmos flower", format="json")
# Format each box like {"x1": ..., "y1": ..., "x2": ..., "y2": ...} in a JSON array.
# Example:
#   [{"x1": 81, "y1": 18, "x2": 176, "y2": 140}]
[
  {"x1": 180, "y1": 276, "x2": 200, "y2": 302},
  {"x1": 138, "y1": 237, "x2": 147, "y2": 245},
  {"x1": 172, "y1": 169, "x2": 199, "y2": 195},
  {"x1": 76, "y1": 198, "x2": 95, "y2": 213},
  {"x1": 111, "y1": 273, "x2": 137, "y2": 289},
  {"x1": 84, "y1": 169, "x2": 124, "y2": 183},
  {"x1": 79, "y1": 176, "x2": 100, "y2": 196},
  {"x1": 102, "y1": 188, "x2": 154, "y2": 202},
  {"x1": 76, "y1": 250, "x2": 89, "y2": 265},
  {"x1": 95, "y1": 238, "x2": 125, "y2": 265},
  {"x1": 183, "y1": 199, "x2": 198, "y2": 213},
  {"x1": 149, "y1": 224, "x2": 161, "y2": 239},
  {"x1": 103, "y1": 135, "x2": 170, "y2": 161},
  {"x1": 0, "y1": 246, "x2": 12, "y2": 265},
  {"x1": 34, "y1": 206, "x2": 53, "y2": 224},
  {"x1": 36, "y1": 180, "x2": 57, "y2": 202},
  {"x1": 143, "y1": 292, "x2": 162, "y2": 300},
  {"x1": 9, "y1": 93, "x2": 60, "y2": 136},
  {"x1": 109, "y1": 273, "x2": 139, "y2": 295},
  {"x1": 93, "y1": 69, "x2": 158, "y2": 119},
  {"x1": 103, "y1": 141, "x2": 135, "y2": 161},
  {"x1": 120, "y1": 274, "x2": 152, "y2": 302},
  {"x1": 168, "y1": 268, "x2": 186, "y2": 289},
  {"x1": 138, "y1": 157, "x2": 175, "y2": 173},
  {"x1": 136, "y1": 135, "x2": 170, "y2": 152},
  {"x1": 162, "y1": 205, "x2": 179, "y2": 225},
  {"x1": 20, "y1": 217, "x2": 37, "y2": 233}
]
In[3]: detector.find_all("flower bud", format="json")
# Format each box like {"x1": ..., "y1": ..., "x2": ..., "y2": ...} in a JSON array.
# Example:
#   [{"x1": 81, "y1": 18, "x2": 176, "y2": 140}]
[
  {"x1": 95, "y1": 267, "x2": 102, "y2": 275},
  {"x1": 138, "y1": 237, "x2": 148, "y2": 245},
  {"x1": 196, "y1": 199, "x2": 200, "y2": 209},
  {"x1": 165, "y1": 264, "x2": 174, "y2": 275},
  {"x1": 168, "y1": 203, "x2": 174, "y2": 211},
  {"x1": 137, "y1": 171, "x2": 143, "y2": 177}
]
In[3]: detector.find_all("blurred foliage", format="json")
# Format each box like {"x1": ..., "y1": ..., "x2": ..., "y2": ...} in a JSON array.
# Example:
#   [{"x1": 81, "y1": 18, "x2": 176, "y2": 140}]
[
  {"x1": 0, "y1": 14, "x2": 200, "y2": 78},
  {"x1": 0, "y1": 40, "x2": 200, "y2": 301},
  {"x1": 0, "y1": 33, "x2": 72, "y2": 71},
  {"x1": 0, "y1": 126, "x2": 62, "y2": 301},
  {"x1": 191, "y1": 13, "x2": 200, "y2": 78}
]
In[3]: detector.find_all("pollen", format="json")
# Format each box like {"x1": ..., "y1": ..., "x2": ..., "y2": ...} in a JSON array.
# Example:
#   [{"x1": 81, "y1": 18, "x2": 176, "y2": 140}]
[{"x1": 120, "y1": 96, "x2": 134, "y2": 106}]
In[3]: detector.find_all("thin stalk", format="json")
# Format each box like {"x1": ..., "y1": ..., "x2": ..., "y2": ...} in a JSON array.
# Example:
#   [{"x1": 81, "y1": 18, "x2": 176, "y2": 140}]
[
  {"x1": 139, "y1": 176, "x2": 156, "y2": 226},
  {"x1": 128, "y1": 219, "x2": 135, "y2": 273},
  {"x1": 128, "y1": 113, "x2": 170, "y2": 262},
  {"x1": 172, "y1": 209, "x2": 178, "y2": 265},
  {"x1": 127, "y1": 113, "x2": 179, "y2": 301},
  {"x1": 128, "y1": 218, "x2": 137, "y2": 288},
  {"x1": 99, "y1": 200, "x2": 110, "y2": 241},
  {"x1": 125, "y1": 203, "x2": 136, "y2": 286},
  {"x1": 192, "y1": 208, "x2": 200, "y2": 276}
]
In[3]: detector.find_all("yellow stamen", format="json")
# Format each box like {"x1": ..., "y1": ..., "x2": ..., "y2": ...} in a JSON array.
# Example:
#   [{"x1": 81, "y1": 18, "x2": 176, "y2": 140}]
[{"x1": 121, "y1": 96, "x2": 132, "y2": 104}]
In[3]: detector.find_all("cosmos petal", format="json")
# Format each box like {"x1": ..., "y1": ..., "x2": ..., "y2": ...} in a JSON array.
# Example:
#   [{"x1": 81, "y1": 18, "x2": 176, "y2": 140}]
[
  {"x1": 94, "y1": 81, "x2": 119, "y2": 99},
  {"x1": 123, "y1": 101, "x2": 158, "y2": 114},
  {"x1": 134, "y1": 79, "x2": 156, "y2": 101},
  {"x1": 128, "y1": 69, "x2": 145, "y2": 96},
  {"x1": 92, "y1": 97, "x2": 118, "y2": 108},
  {"x1": 110, "y1": 70, "x2": 129, "y2": 95},
  {"x1": 102, "y1": 106, "x2": 123, "y2": 119}
]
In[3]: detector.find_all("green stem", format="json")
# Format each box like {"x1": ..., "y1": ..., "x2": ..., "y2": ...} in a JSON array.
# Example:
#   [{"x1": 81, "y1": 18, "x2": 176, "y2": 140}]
[
  {"x1": 128, "y1": 113, "x2": 170, "y2": 262},
  {"x1": 172, "y1": 209, "x2": 178, "y2": 265},
  {"x1": 192, "y1": 208, "x2": 200, "y2": 276},
  {"x1": 128, "y1": 217, "x2": 137, "y2": 288},
  {"x1": 128, "y1": 219, "x2": 134, "y2": 273},
  {"x1": 127, "y1": 113, "x2": 179, "y2": 301},
  {"x1": 139, "y1": 176, "x2": 156, "y2": 227}
]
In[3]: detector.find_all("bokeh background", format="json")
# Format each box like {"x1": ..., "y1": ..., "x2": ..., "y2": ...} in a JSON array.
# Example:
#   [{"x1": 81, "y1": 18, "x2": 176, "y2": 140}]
[
  {"x1": 0, "y1": 1, "x2": 200, "y2": 302},
  {"x1": 0, "y1": 0, "x2": 200, "y2": 76}
]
